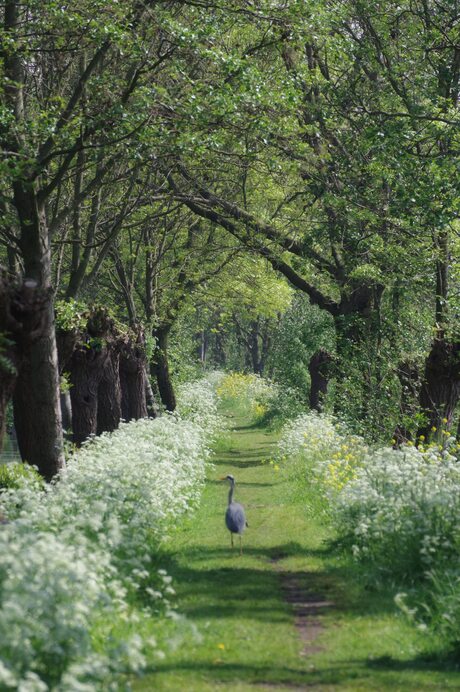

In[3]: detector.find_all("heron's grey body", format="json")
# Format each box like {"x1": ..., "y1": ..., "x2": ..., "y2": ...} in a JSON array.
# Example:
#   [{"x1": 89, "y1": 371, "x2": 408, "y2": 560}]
[
  {"x1": 224, "y1": 474, "x2": 247, "y2": 553},
  {"x1": 225, "y1": 501, "x2": 246, "y2": 534}
]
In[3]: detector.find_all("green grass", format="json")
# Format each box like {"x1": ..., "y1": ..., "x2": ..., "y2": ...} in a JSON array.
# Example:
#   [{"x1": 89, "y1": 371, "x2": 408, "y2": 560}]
[{"x1": 132, "y1": 406, "x2": 460, "y2": 691}]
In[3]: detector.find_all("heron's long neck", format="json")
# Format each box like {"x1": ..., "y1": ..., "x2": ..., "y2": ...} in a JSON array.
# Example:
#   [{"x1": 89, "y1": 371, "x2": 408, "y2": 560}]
[{"x1": 228, "y1": 481, "x2": 235, "y2": 505}]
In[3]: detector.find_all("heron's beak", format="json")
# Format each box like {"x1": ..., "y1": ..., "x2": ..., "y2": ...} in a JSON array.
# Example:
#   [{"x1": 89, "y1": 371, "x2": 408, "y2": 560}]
[{"x1": 219, "y1": 476, "x2": 227, "y2": 481}]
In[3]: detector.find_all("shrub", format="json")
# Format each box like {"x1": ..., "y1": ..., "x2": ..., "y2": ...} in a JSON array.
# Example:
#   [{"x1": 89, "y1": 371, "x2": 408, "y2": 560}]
[
  {"x1": 275, "y1": 412, "x2": 368, "y2": 506},
  {"x1": 176, "y1": 372, "x2": 224, "y2": 437},
  {"x1": 278, "y1": 407, "x2": 460, "y2": 651},
  {"x1": 216, "y1": 372, "x2": 277, "y2": 421},
  {"x1": 0, "y1": 462, "x2": 43, "y2": 492},
  {"x1": 0, "y1": 374, "x2": 221, "y2": 689},
  {"x1": 334, "y1": 442, "x2": 460, "y2": 578}
]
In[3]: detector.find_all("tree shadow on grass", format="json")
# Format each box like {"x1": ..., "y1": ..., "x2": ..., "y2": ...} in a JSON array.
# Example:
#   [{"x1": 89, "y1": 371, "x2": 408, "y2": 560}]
[
  {"x1": 207, "y1": 479, "x2": 275, "y2": 487},
  {"x1": 143, "y1": 658, "x2": 458, "y2": 689},
  {"x1": 232, "y1": 422, "x2": 266, "y2": 431},
  {"x1": 138, "y1": 542, "x2": 460, "y2": 690},
  {"x1": 366, "y1": 653, "x2": 460, "y2": 675},
  {"x1": 177, "y1": 541, "x2": 333, "y2": 562},
  {"x1": 213, "y1": 450, "x2": 272, "y2": 468},
  {"x1": 155, "y1": 542, "x2": 402, "y2": 623},
  {"x1": 163, "y1": 566, "x2": 290, "y2": 623},
  {"x1": 213, "y1": 459, "x2": 268, "y2": 469}
]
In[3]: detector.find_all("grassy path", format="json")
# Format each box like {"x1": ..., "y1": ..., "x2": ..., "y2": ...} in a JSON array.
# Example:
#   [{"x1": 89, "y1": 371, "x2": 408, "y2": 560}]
[{"x1": 135, "y1": 410, "x2": 459, "y2": 691}]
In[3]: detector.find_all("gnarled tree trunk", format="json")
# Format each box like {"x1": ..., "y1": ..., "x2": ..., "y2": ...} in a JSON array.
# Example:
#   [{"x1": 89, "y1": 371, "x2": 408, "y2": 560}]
[
  {"x1": 309, "y1": 349, "x2": 333, "y2": 412},
  {"x1": 0, "y1": 271, "x2": 63, "y2": 477},
  {"x1": 68, "y1": 308, "x2": 114, "y2": 445},
  {"x1": 97, "y1": 340, "x2": 122, "y2": 434},
  {"x1": 69, "y1": 342, "x2": 109, "y2": 445},
  {"x1": 418, "y1": 339, "x2": 460, "y2": 439},
  {"x1": 119, "y1": 331, "x2": 148, "y2": 421}
]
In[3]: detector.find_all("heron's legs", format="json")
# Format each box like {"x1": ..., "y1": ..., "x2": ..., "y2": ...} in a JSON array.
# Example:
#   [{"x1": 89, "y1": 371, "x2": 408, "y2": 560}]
[
  {"x1": 239, "y1": 535, "x2": 242, "y2": 556},
  {"x1": 230, "y1": 533, "x2": 234, "y2": 549}
]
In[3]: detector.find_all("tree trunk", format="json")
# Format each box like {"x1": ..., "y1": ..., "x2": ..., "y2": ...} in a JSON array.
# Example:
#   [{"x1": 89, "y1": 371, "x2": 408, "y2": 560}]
[
  {"x1": 97, "y1": 343, "x2": 122, "y2": 434},
  {"x1": 56, "y1": 327, "x2": 80, "y2": 374},
  {"x1": 144, "y1": 371, "x2": 158, "y2": 418},
  {"x1": 60, "y1": 392, "x2": 73, "y2": 434},
  {"x1": 0, "y1": 273, "x2": 58, "y2": 462},
  {"x1": 416, "y1": 228, "x2": 459, "y2": 439},
  {"x1": 199, "y1": 330, "x2": 208, "y2": 365},
  {"x1": 13, "y1": 314, "x2": 64, "y2": 477},
  {"x1": 119, "y1": 334, "x2": 148, "y2": 421},
  {"x1": 259, "y1": 319, "x2": 272, "y2": 376},
  {"x1": 12, "y1": 224, "x2": 65, "y2": 478},
  {"x1": 214, "y1": 331, "x2": 226, "y2": 367},
  {"x1": 0, "y1": 369, "x2": 16, "y2": 453},
  {"x1": 249, "y1": 319, "x2": 262, "y2": 374},
  {"x1": 3, "y1": 2, "x2": 64, "y2": 479},
  {"x1": 69, "y1": 342, "x2": 109, "y2": 445},
  {"x1": 308, "y1": 349, "x2": 333, "y2": 412},
  {"x1": 418, "y1": 339, "x2": 460, "y2": 440},
  {"x1": 393, "y1": 361, "x2": 420, "y2": 444},
  {"x1": 151, "y1": 325, "x2": 176, "y2": 411}
]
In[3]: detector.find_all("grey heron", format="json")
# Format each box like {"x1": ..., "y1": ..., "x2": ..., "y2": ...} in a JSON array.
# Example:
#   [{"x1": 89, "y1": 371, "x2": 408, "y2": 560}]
[{"x1": 221, "y1": 474, "x2": 247, "y2": 555}]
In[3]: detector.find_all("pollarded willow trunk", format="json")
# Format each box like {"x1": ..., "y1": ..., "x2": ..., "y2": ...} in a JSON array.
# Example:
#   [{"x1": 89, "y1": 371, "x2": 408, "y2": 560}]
[
  {"x1": 97, "y1": 341, "x2": 122, "y2": 434},
  {"x1": 69, "y1": 342, "x2": 109, "y2": 445},
  {"x1": 119, "y1": 333, "x2": 148, "y2": 421},
  {"x1": 13, "y1": 314, "x2": 64, "y2": 477},
  {"x1": 56, "y1": 327, "x2": 80, "y2": 375},
  {"x1": 151, "y1": 325, "x2": 176, "y2": 412},
  {"x1": 56, "y1": 326, "x2": 81, "y2": 439},
  {"x1": 68, "y1": 307, "x2": 117, "y2": 444},
  {"x1": 332, "y1": 283, "x2": 385, "y2": 424},
  {"x1": 10, "y1": 209, "x2": 65, "y2": 478},
  {"x1": 308, "y1": 349, "x2": 333, "y2": 412},
  {"x1": 418, "y1": 339, "x2": 460, "y2": 440},
  {"x1": 0, "y1": 271, "x2": 63, "y2": 479}
]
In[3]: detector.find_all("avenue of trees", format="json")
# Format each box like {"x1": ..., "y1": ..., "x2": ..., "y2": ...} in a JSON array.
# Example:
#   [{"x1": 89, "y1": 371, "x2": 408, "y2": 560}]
[{"x1": 0, "y1": 0, "x2": 459, "y2": 477}]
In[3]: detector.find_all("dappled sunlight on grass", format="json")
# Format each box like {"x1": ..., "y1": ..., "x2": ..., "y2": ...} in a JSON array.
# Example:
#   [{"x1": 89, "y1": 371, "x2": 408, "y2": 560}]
[{"x1": 132, "y1": 404, "x2": 460, "y2": 691}]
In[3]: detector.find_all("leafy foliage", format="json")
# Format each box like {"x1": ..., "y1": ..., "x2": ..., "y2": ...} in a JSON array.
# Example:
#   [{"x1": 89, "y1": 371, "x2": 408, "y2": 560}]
[{"x1": 0, "y1": 463, "x2": 43, "y2": 492}]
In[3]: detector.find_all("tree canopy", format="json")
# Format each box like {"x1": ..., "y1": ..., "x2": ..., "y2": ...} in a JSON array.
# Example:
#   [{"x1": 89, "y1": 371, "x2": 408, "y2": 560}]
[{"x1": 1, "y1": 0, "x2": 459, "y2": 472}]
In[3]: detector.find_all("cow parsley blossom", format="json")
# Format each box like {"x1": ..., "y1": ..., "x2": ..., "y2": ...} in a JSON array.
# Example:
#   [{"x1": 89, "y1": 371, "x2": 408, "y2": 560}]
[{"x1": 0, "y1": 374, "x2": 221, "y2": 689}]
